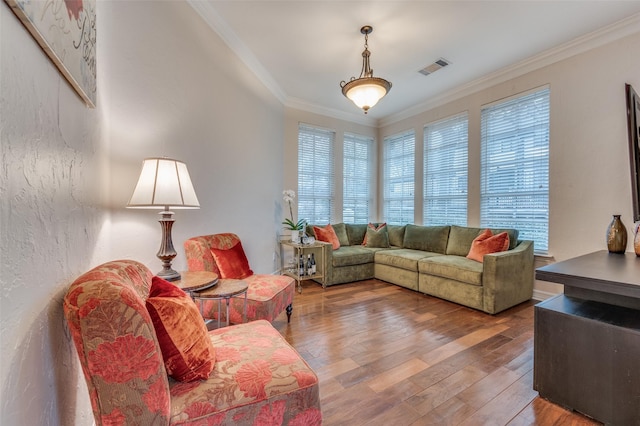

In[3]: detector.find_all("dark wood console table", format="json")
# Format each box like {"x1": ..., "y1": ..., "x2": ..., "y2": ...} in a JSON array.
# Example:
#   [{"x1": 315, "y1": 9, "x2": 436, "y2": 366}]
[{"x1": 534, "y1": 251, "x2": 640, "y2": 425}]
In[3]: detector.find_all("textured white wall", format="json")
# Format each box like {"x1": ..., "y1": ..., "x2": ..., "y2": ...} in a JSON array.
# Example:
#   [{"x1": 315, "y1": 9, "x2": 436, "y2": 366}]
[
  {"x1": 100, "y1": 1, "x2": 285, "y2": 276},
  {"x1": 1, "y1": 2, "x2": 105, "y2": 424},
  {"x1": 1, "y1": 1, "x2": 284, "y2": 425}
]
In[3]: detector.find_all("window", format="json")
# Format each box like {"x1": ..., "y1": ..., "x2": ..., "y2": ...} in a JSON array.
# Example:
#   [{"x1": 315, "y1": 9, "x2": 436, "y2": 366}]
[
  {"x1": 298, "y1": 124, "x2": 334, "y2": 225},
  {"x1": 481, "y1": 87, "x2": 550, "y2": 252},
  {"x1": 424, "y1": 113, "x2": 468, "y2": 226},
  {"x1": 343, "y1": 133, "x2": 374, "y2": 224},
  {"x1": 383, "y1": 130, "x2": 415, "y2": 224}
]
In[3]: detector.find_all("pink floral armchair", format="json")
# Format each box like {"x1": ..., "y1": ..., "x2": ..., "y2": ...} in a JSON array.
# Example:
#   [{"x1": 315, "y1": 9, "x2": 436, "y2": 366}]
[
  {"x1": 184, "y1": 233, "x2": 295, "y2": 324},
  {"x1": 63, "y1": 260, "x2": 321, "y2": 425}
]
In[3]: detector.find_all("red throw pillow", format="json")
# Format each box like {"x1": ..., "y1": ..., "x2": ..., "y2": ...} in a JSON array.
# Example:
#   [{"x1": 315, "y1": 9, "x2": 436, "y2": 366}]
[
  {"x1": 210, "y1": 241, "x2": 254, "y2": 279},
  {"x1": 146, "y1": 276, "x2": 215, "y2": 382},
  {"x1": 313, "y1": 224, "x2": 340, "y2": 250},
  {"x1": 466, "y1": 229, "x2": 510, "y2": 262}
]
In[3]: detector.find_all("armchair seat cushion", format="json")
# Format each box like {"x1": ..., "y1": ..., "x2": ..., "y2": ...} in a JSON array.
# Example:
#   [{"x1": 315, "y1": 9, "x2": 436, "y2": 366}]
[
  {"x1": 197, "y1": 274, "x2": 295, "y2": 324},
  {"x1": 169, "y1": 320, "x2": 321, "y2": 425}
]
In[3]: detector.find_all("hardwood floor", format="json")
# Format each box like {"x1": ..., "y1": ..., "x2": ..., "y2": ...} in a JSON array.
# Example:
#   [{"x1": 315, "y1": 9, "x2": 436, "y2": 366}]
[{"x1": 271, "y1": 279, "x2": 600, "y2": 426}]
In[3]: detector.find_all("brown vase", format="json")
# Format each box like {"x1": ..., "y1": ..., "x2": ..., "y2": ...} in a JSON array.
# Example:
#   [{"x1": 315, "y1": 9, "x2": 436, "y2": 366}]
[
  {"x1": 635, "y1": 223, "x2": 640, "y2": 257},
  {"x1": 606, "y1": 214, "x2": 627, "y2": 254}
]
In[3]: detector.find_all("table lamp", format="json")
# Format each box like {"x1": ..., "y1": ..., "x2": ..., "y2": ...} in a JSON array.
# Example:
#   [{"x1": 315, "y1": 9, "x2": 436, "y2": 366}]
[{"x1": 127, "y1": 157, "x2": 200, "y2": 281}]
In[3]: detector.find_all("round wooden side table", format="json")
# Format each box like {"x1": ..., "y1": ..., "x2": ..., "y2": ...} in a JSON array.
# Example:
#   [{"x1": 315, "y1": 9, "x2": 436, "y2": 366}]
[
  {"x1": 192, "y1": 279, "x2": 249, "y2": 329},
  {"x1": 173, "y1": 271, "x2": 219, "y2": 293}
]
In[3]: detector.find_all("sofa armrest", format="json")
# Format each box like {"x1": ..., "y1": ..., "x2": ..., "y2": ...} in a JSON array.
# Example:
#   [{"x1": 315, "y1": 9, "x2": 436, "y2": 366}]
[
  {"x1": 316, "y1": 241, "x2": 334, "y2": 286},
  {"x1": 481, "y1": 240, "x2": 534, "y2": 314}
]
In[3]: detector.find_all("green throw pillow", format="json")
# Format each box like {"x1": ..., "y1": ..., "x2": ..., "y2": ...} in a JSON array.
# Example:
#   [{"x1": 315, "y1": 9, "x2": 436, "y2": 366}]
[{"x1": 364, "y1": 223, "x2": 390, "y2": 248}]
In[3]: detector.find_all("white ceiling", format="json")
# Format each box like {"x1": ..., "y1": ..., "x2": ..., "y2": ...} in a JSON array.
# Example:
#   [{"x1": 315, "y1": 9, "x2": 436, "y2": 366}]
[{"x1": 189, "y1": 1, "x2": 640, "y2": 125}]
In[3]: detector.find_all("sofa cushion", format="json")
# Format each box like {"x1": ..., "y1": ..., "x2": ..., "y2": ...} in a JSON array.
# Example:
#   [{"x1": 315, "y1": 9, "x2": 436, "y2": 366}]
[
  {"x1": 446, "y1": 225, "x2": 519, "y2": 255},
  {"x1": 387, "y1": 225, "x2": 406, "y2": 247},
  {"x1": 466, "y1": 229, "x2": 510, "y2": 262},
  {"x1": 403, "y1": 224, "x2": 450, "y2": 254},
  {"x1": 375, "y1": 249, "x2": 440, "y2": 272},
  {"x1": 418, "y1": 255, "x2": 484, "y2": 286},
  {"x1": 332, "y1": 246, "x2": 377, "y2": 267},
  {"x1": 346, "y1": 224, "x2": 368, "y2": 245},
  {"x1": 492, "y1": 228, "x2": 519, "y2": 250},
  {"x1": 210, "y1": 240, "x2": 254, "y2": 279},
  {"x1": 363, "y1": 223, "x2": 390, "y2": 248},
  {"x1": 332, "y1": 223, "x2": 351, "y2": 247},
  {"x1": 146, "y1": 276, "x2": 216, "y2": 382},
  {"x1": 314, "y1": 224, "x2": 341, "y2": 250},
  {"x1": 446, "y1": 226, "x2": 484, "y2": 256}
]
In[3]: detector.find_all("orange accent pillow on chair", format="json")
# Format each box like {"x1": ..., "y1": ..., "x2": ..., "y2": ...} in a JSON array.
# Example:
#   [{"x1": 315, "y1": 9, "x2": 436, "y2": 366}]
[
  {"x1": 210, "y1": 241, "x2": 254, "y2": 279},
  {"x1": 145, "y1": 276, "x2": 215, "y2": 382},
  {"x1": 466, "y1": 229, "x2": 510, "y2": 262},
  {"x1": 313, "y1": 224, "x2": 341, "y2": 250}
]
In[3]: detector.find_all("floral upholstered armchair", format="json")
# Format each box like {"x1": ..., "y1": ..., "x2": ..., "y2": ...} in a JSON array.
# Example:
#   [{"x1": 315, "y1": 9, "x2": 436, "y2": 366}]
[
  {"x1": 63, "y1": 260, "x2": 321, "y2": 425},
  {"x1": 184, "y1": 233, "x2": 295, "y2": 324}
]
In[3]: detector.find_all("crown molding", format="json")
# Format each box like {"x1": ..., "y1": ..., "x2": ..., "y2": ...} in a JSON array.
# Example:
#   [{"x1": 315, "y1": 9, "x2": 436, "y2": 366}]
[
  {"x1": 188, "y1": 2, "x2": 639, "y2": 129},
  {"x1": 187, "y1": 0, "x2": 287, "y2": 104},
  {"x1": 284, "y1": 97, "x2": 378, "y2": 127},
  {"x1": 380, "y1": 13, "x2": 640, "y2": 127},
  {"x1": 188, "y1": 0, "x2": 376, "y2": 126}
]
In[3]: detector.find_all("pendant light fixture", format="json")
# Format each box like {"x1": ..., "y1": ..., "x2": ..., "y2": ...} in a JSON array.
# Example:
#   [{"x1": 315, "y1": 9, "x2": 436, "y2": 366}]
[{"x1": 340, "y1": 25, "x2": 392, "y2": 114}]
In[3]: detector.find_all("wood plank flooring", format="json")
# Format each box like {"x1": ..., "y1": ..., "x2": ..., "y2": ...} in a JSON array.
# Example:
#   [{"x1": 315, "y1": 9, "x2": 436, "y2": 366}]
[{"x1": 271, "y1": 279, "x2": 601, "y2": 426}]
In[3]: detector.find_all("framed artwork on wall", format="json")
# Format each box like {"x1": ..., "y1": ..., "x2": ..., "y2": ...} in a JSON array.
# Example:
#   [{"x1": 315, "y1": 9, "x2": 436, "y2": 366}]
[
  {"x1": 6, "y1": 0, "x2": 96, "y2": 107},
  {"x1": 626, "y1": 83, "x2": 640, "y2": 222}
]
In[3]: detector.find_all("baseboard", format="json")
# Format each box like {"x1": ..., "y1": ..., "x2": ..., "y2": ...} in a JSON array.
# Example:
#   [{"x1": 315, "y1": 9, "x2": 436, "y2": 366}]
[{"x1": 532, "y1": 289, "x2": 558, "y2": 301}]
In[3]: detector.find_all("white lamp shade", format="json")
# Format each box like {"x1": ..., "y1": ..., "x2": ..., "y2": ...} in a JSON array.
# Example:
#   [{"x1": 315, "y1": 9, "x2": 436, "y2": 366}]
[
  {"x1": 346, "y1": 83, "x2": 388, "y2": 110},
  {"x1": 127, "y1": 158, "x2": 200, "y2": 208}
]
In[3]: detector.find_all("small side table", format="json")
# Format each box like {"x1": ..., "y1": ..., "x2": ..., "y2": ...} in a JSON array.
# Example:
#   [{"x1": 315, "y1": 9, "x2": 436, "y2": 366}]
[
  {"x1": 173, "y1": 271, "x2": 219, "y2": 293},
  {"x1": 192, "y1": 279, "x2": 249, "y2": 329},
  {"x1": 279, "y1": 239, "x2": 326, "y2": 293}
]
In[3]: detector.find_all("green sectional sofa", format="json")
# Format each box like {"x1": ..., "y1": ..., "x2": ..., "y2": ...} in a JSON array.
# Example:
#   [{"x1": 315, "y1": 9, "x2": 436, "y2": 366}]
[{"x1": 306, "y1": 223, "x2": 534, "y2": 314}]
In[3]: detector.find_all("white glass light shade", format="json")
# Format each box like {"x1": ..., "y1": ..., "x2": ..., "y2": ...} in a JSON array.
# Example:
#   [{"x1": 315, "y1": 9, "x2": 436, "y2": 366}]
[
  {"x1": 345, "y1": 81, "x2": 388, "y2": 110},
  {"x1": 127, "y1": 158, "x2": 200, "y2": 209}
]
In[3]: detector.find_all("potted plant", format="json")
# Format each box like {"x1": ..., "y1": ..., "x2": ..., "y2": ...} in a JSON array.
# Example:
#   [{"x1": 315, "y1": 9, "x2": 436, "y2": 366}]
[{"x1": 282, "y1": 189, "x2": 305, "y2": 243}]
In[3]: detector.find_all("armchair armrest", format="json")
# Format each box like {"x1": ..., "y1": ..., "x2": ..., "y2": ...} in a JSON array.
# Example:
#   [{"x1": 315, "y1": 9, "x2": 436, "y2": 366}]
[{"x1": 482, "y1": 240, "x2": 534, "y2": 314}]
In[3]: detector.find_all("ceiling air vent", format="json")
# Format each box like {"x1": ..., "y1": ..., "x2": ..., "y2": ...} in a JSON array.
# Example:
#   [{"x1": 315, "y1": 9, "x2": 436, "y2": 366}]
[{"x1": 419, "y1": 58, "x2": 450, "y2": 76}]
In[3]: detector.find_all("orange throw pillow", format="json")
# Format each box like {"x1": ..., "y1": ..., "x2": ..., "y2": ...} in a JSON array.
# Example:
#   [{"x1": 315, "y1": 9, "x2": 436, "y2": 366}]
[
  {"x1": 313, "y1": 224, "x2": 341, "y2": 250},
  {"x1": 210, "y1": 241, "x2": 254, "y2": 279},
  {"x1": 146, "y1": 276, "x2": 215, "y2": 382},
  {"x1": 466, "y1": 229, "x2": 510, "y2": 262}
]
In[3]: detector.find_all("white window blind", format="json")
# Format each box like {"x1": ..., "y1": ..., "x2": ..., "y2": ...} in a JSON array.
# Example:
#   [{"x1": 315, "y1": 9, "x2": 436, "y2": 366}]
[
  {"x1": 480, "y1": 87, "x2": 550, "y2": 252},
  {"x1": 343, "y1": 133, "x2": 373, "y2": 224},
  {"x1": 424, "y1": 113, "x2": 468, "y2": 226},
  {"x1": 298, "y1": 124, "x2": 335, "y2": 225},
  {"x1": 383, "y1": 130, "x2": 415, "y2": 225}
]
